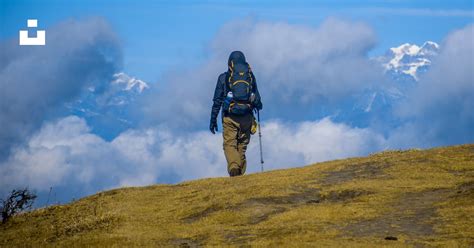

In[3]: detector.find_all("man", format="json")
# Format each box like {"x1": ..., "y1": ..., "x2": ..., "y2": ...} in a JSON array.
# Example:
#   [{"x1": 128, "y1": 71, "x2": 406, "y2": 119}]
[{"x1": 209, "y1": 51, "x2": 263, "y2": 177}]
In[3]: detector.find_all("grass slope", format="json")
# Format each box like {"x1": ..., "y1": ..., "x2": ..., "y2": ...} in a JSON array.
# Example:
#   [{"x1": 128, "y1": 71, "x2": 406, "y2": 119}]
[{"x1": 1, "y1": 144, "x2": 473, "y2": 247}]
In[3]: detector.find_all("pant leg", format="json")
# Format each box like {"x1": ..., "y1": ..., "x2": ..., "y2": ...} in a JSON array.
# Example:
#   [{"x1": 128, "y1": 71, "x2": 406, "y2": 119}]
[
  {"x1": 233, "y1": 113, "x2": 253, "y2": 175},
  {"x1": 222, "y1": 116, "x2": 241, "y2": 175},
  {"x1": 237, "y1": 127, "x2": 251, "y2": 175}
]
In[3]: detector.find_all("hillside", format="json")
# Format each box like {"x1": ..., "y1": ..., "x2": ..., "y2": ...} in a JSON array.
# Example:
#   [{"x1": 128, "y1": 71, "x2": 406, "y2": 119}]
[{"x1": 1, "y1": 144, "x2": 473, "y2": 247}]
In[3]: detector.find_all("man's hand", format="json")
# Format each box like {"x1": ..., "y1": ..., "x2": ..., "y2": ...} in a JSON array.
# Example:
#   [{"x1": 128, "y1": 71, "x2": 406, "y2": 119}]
[{"x1": 209, "y1": 120, "x2": 218, "y2": 134}]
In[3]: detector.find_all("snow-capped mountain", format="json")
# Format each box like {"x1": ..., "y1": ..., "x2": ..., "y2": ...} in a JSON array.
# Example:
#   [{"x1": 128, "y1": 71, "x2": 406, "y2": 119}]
[
  {"x1": 379, "y1": 41, "x2": 439, "y2": 81},
  {"x1": 64, "y1": 72, "x2": 149, "y2": 139},
  {"x1": 339, "y1": 41, "x2": 440, "y2": 127},
  {"x1": 111, "y1": 72, "x2": 149, "y2": 93}
]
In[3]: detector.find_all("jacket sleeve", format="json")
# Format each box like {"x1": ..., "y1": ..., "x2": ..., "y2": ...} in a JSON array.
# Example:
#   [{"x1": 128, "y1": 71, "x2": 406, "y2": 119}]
[
  {"x1": 210, "y1": 73, "x2": 226, "y2": 122},
  {"x1": 251, "y1": 72, "x2": 263, "y2": 110}
]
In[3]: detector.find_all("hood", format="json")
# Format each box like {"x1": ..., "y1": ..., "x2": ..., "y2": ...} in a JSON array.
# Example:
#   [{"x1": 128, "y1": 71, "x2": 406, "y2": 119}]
[{"x1": 228, "y1": 51, "x2": 246, "y2": 67}]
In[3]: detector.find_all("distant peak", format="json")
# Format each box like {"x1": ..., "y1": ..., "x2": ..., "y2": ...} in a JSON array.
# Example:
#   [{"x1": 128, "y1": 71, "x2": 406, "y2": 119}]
[
  {"x1": 382, "y1": 41, "x2": 440, "y2": 81},
  {"x1": 390, "y1": 43, "x2": 421, "y2": 56},
  {"x1": 422, "y1": 41, "x2": 439, "y2": 49},
  {"x1": 420, "y1": 41, "x2": 440, "y2": 54},
  {"x1": 112, "y1": 72, "x2": 149, "y2": 93}
]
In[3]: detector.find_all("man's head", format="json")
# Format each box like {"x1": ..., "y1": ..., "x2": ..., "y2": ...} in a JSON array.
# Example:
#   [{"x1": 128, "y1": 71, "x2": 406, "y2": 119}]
[{"x1": 228, "y1": 51, "x2": 246, "y2": 67}]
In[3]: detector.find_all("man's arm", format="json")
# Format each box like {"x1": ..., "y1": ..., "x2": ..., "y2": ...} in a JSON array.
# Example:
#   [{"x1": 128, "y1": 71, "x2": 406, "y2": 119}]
[
  {"x1": 251, "y1": 72, "x2": 263, "y2": 110},
  {"x1": 210, "y1": 73, "x2": 226, "y2": 133}
]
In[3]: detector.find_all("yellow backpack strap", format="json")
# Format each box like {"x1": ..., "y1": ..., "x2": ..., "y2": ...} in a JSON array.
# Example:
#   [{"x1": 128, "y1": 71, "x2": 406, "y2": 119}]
[
  {"x1": 228, "y1": 60, "x2": 235, "y2": 83},
  {"x1": 248, "y1": 63, "x2": 253, "y2": 83},
  {"x1": 232, "y1": 80, "x2": 250, "y2": 86}
]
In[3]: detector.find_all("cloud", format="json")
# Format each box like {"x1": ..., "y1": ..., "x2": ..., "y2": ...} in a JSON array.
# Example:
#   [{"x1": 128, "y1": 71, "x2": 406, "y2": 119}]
[
  {"x1": 212, "y1": 18, "x2": 380, "y2": 97},
  {"x1": 246, "y1": 117, "x2": 386, "y2": 171},
  {"x1": 0, "y1": 115, "x2": 385, "y2": 203},
  {"x1": 392, "y1": 24, "x2": 474, "y2": 147},
  {"x1": 139, "y1": 18, "x2": 385, "y2": 129},
  {"x1": 0, "y1": 116, "x2": 124, "y2": 194},
  {"x1": 0, "y1": 116, "x2": 226, "y2": 199},
  {"x1": 0, "y1": 17, "x2": 122, "y2": 159}
]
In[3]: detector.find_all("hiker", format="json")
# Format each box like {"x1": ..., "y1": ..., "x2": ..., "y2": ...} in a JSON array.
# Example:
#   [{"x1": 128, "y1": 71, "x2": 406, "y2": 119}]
[{"x1": 209, "y1": 51, "x2": 263, "y2": 177}]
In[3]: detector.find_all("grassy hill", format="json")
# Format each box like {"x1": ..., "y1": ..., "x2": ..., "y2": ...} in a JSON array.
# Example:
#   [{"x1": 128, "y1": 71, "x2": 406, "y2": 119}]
[{"x1": 1, "y1": 144, "x2": 473, "y2": 247}]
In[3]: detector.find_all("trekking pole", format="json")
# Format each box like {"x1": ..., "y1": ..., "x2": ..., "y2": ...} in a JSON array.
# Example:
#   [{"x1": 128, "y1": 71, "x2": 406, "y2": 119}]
[{"x1": 257, "y1": 110, "x2": 264, "y2": 172}]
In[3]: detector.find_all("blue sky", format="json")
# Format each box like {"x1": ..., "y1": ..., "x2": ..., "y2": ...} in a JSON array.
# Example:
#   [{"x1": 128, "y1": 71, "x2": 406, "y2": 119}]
[
  {"x1": 1, "y1": 0, "x2": 472, "y2": 82},
  {"x1": 0, "y1": 0, "x2": 473, "y2": 205}
]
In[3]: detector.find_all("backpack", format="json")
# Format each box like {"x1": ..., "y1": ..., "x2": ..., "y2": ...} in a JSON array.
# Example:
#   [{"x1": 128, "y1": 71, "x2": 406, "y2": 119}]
[{"x1": 224, "y1": 61, "x2": 253, "y2": 115}]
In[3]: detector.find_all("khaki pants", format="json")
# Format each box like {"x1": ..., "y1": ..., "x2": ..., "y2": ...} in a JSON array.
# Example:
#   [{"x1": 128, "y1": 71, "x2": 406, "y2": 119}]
[{"x1": 222, "y1": 114, "x2": 253, "y2": 175}]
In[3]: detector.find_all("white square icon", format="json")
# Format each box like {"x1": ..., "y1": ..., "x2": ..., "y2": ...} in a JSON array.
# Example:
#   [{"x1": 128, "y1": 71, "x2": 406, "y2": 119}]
[{"x1": 19, "y1": 19, "x2": 46, "y2": 46}]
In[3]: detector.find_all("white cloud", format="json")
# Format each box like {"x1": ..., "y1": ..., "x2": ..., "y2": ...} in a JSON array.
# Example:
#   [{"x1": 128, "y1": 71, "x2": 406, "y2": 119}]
[
  {"x1": 246, "y1": 118, "x2": 386, "y2": 171},
  {"x1": 211, "y1": 18, "x2": 383, "y2": 100},
  {"x1": 0, "y1": 116, "x2": 227, "y2": 197},
  {"x1": 139, "y1": 18, "x2": 385, "y2": 129},
  {"x1": 0, "y1": 117, "x2": 128, "y2": 193},
  {"x1": 0, "y1": 115, "x2": 386, "y2": 201}
]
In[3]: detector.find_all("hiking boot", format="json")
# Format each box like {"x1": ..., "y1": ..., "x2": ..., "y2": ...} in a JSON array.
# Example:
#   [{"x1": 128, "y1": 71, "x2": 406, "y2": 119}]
[{"x1": 229, "y1": 168, "x2": 240, "y2": 177}]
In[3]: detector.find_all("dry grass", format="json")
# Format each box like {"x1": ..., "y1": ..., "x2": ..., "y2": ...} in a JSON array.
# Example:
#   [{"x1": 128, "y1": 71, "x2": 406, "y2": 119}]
[{"x1": 1, "y1": 144, "x2": 473, "y2": 247}]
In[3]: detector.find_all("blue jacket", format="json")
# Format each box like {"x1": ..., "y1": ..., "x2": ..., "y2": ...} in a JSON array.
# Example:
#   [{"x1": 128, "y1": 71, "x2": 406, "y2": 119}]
[{"x1": 210, "y1": 51, "x2": 263, "y2": 122}]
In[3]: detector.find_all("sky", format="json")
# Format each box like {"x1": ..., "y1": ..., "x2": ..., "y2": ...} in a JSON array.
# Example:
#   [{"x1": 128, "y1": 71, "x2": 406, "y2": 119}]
[
  {"x1": 0, "y1": 0, "x2": 473, "y2": 206},
  {"x1": 1, "y1": 0, "x2": 473, "y2": 81}
]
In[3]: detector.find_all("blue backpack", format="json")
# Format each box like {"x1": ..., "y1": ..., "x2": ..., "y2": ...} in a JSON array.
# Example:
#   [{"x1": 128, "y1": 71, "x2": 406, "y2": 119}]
[{"x1": 223, "y1": 61, "x2": 253, "y2": 115}]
